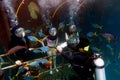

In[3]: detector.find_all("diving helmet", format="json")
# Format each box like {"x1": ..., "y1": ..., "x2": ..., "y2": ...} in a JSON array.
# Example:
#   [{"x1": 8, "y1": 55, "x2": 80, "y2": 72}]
[
  {"x1": 49, "y1": 27, "x2": 57, "y2": 36},
  {"x1": 69, "y1": 25, "x2": 76, "y2": 33},
  {"x1": 15, "y1": 27, "x2": 25, "y2": 38}
]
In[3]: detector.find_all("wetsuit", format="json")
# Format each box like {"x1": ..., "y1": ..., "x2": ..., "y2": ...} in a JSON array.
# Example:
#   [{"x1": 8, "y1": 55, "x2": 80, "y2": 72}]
[
  {"x1": 61, "y1": 50, "x2": 95, "y2": 80},
  {"x1": 8, "y1": 35, "x2": 30, "y2": 61}
]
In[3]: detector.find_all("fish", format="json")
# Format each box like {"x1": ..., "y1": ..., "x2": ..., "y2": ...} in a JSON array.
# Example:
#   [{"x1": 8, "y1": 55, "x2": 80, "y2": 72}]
[
  {"x1": 113, "y1": 69, "x2": 120, "y2": 75},
  {"x1": 91, "y1": 46, "x2": 101, "y2": 52},
  {"x1": 28, "y1": 36, "x2": 45, "y2": 46},
  {"x1": 8, "y1": 76, "x2": 12, "y2": 80},
  {"x1": 0, "y1": 56, "x2": 4, "y2": 67},
  {"x1": 45, "y1": 61, "x2": 52, "y2": 68},
  {"x1": 106, "y1": 44, "x2": 114, "y2": 55},
  {"x1": 25, "y1": 29, "x2": 31, "y2": 34},
  {"x1": 92, "y1": 24, "x2": 103, "y2": 30},
  {"x1": 86, "y1": 32, "x2": 98, "y2": 37},
  {"x1": 39, "y1": 46, "x2": 50, "y2": 53},
  {"x1": 106, "y1": 44, "x2": 113, "y2": 51},
  {"x1": 38, "y1": 29, "x2": 46, "y2": 38},
  {"x1": 28, "y1": 59, "x2": 52, "y2": 68},
  {"x1": 102, "y1": 33, "x2": 116, "y2": 43},
  {"x1": 89, "y1": 39, "x2": 94, "y2": 43},
  {"x1": 58, "y1": 22, "x2": 65, "y2": 31},
  {"x1": 118, "y1": 53, "x2": 120, "y2": 59},
  {"x1": 16, "y1": 67, "x2": 27, "y2": 76},
  {"x1": 28, "y1": 36, "x2": 38, "y2": 42},
  {"x1": 29, "y1": 59, "x2": 48, "y2": 67},
  {"x1": 0, "y1": 56, "x2": 4, "y2": 63},
  {"x1": 66, "y1": 24, "x2": 70, "y2": 27},
  {"x1": 105, "y1": 60, "x2": 111, "y2": 67},
  {"x1": 86, "y1": 32, "x2": 93, "y2": 37},
  {"x1": 33, "y1": 49, "x2": 42, "y2": 53}
]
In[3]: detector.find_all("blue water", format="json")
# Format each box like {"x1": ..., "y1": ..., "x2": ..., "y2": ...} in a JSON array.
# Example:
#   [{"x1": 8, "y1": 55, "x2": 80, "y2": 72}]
[
  {"x1": 86, "y1": 0, "x2": 120, "y2": 80},
  {"x1": 64, "y1": 0, "x2": 120, "y2": 79},
  {"x1": 101, "y1": 0, "x2": 120, "y2": 80}
]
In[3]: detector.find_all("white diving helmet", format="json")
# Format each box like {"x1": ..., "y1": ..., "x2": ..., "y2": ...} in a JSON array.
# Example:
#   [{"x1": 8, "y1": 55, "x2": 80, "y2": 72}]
[
  {"x1": 49, "y1": 27, "x2": 57, "y2": 36},
  {"x1": 15, "y1": 27, "x2": 25, "y2": 38}
]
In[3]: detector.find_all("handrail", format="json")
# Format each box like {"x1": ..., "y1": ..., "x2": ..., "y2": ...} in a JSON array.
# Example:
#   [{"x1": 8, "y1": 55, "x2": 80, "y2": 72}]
[{"x1": 1, "y1": 50, "x2": 73, "y2": 70}]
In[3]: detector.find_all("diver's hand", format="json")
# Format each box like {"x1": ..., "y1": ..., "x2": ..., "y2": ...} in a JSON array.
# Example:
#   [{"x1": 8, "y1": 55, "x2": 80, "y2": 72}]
[
  {"x1": 56, "y1": 46, "x2": 63, "y2": 53},
  {"x1": 15, "y1": 60, "x2": 22, "y2": 66},
  {"x1": 0, "y1": 54, "x2": 7, "y2": 57},
  {"x1": 28, "y1": 48, "x2": 35, "y2": 51}
]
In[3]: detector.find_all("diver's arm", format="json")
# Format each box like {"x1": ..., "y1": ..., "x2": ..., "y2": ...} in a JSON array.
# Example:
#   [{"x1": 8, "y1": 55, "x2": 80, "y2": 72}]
[
  {"x1": 55, "y1": 37, "x2": 58, "y2": 47},
  {"x1": 57, "y1": 46, "x2": 73, "y2": 60},
  {"x1": 65, "y1": 32, "x2": 69, "y2": 41},
  {"x1": 61, "y1": 51, "x2": 73, "y2": 61}
]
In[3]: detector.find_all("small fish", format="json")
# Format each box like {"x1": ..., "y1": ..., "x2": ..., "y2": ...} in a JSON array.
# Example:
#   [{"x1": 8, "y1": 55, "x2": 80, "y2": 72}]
[
  {"x1": 89, "y1": 39, "x2": 94, "y2": 43},
  {"x1": 105, "y1": 60, "x2": 111, "y2": 67},
  {"x1": 38, "y1": 29, "x2": 46, "y2": 38},
  {"x1": 0, "y1": 56, "x2": 4, "y2": 67},
  {"x1": 29, "y1": 61, "x2": 39, "y2": 67},
  {"x1": 25, "y1": 29, "x2": 31, "y2": 34},
  {"x1": 113, "y1": 69, "x2": 120, "y2": 75},
  {"x1": 39, "y1": 59, "x2": 48, "y2": 64},
  {"x1": 39, "y1": 46, "x2": 50, "y2": 53},
  {"x1": 91, "y1": 46, "x2": 101, "y2": 52},
  {"x1": 86, "y1": 32, "x2": 93, "y2": 37},
  {"x1": 102, "y1": 33, "x2": 116, "y2": 43},
  {"x1": 66, "y1": 24, "x2": 70, "y2": 27},
  {"x1": 45, "y1": 61, "x2": 52, "y2": 68},
  {"x1": 33, "y1": 49, "x2": 42, "y2": 53},
  {"x1": 8, "y1": 76, "x2": 12, "y2": 80},
  {"x1": 0, "y1": 56, "x2": 4, "y2": 62},
  {"x1": 86, "y1": 32, "x2": 98, "y2": 37},
  {"x1": 28, "y1": 36, "x2": 38, "y2": 42},
  {"x1": 106, "y1": 44, "x2": 114, "y2": 55},
  {"x1": 16, "y1": 67, "x2": 27, "y2": 76},
  {"x1": 58, "y1": 22, "x2": 65, "y2": 31},
  {"x1": 118, "y1": 53, "x2": 120, "y2": 59},
  {"x1": 92, "y1": 24, "x2": 103, "y2": 30},
  {"x1": 29, "y1": 59, "x2": 48, "y2": 67},
  {"x1": 0, "y1": 66, "x2": 1, "y2": 70},
  {"x1": 48, "y1": 25, "x2": 53, "y2": 29},
  {"x1": 93, "y1": 32, "x2": 98, "y2": 36},
  {"x1": 28, "y1": 36, "x2": 45, "y2": 46},
  {"x1": 106, "y1": 44, "x2": 113, "y2": 51}
]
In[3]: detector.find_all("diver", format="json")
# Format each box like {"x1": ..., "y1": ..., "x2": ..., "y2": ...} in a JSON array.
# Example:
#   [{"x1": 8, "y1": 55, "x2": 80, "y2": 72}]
[
  {"x1": 43, "y1": 27, "x2": 59, "y2": 74},
  {"x1": 65, "y1": 24, "x2": 79, "y2": 55},
  {"x1": 5, "y1": 26, "x2": 30, "y2": 61},
  {"x1": 57, "y1": 37, "x2": 95, "y2": 80}
]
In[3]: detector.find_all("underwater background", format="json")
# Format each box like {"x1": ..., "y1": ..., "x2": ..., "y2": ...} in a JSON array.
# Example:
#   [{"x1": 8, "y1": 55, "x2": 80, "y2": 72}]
[
  {"x1": 0, "y1": 0, "x2": 120, "y2": 80},
  {"x1": 101, "y1": 0, "x2": 120, "y2": 80}
]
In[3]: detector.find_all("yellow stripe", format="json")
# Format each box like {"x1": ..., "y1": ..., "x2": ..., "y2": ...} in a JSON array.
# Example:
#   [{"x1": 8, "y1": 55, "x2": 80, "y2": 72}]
[{"x1": 84, "y1": 45, "x2": 90, "y2": 51}]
